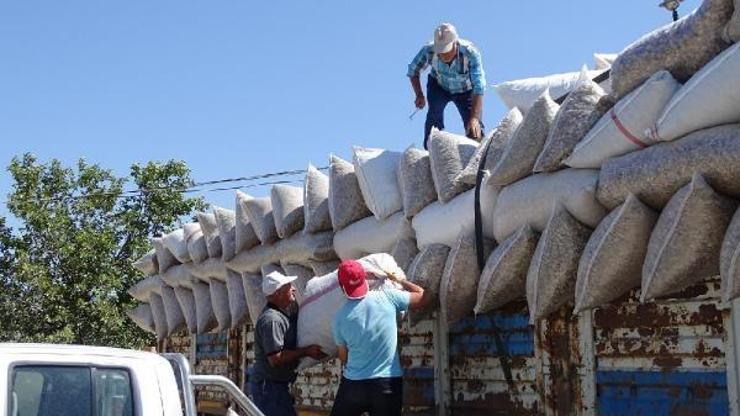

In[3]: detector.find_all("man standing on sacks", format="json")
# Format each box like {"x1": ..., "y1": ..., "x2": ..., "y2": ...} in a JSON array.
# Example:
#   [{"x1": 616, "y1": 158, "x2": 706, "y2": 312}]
[
  {"x1": 408, "y1": 22, "x2": 486, "y2": 148},
  {"x1": 329, "y1": 260, "x2": 431, "y2": 416},
  {"x1": 250, "y1": 270, "x2": 325, "y2": 416}
]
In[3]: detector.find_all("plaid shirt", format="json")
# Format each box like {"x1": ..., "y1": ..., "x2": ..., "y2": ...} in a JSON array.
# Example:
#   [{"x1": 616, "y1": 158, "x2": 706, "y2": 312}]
[{"x1": 407, "y1": 39, "x2": 486, "y2": 95}]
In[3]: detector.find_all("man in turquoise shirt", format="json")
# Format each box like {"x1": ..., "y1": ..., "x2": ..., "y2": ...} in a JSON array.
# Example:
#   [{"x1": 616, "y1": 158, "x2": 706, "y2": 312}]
[{"x1": 329, "y1": 260, "x2": 430, "y2": 416}]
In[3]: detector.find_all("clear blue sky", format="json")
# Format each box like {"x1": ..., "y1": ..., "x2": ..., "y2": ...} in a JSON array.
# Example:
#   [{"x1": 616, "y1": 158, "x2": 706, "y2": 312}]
[{"x1": 0, "y1": 1, "x2": 699, "y2": 223}]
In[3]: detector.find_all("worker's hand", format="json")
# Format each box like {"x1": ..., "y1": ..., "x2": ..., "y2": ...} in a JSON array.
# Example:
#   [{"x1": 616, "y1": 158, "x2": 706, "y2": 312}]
[
  {"x1": 415, "y1": 94, "x2": 426, "y2": 110},
  {"x1": 303, "y1": 345, "x2": 326, "y2": 360},
  {"x1": 385, "y1": 270, "x2": 405, "y2": 283},
  {"x1": 467, "y1": 117, "x2": 482, "y2": 141}
]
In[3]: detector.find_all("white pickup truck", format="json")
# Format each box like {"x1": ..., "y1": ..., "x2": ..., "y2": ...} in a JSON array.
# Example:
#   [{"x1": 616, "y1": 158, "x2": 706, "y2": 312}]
[{"x1": 0, "y1": 343, "x2": 264, "y2": 416}]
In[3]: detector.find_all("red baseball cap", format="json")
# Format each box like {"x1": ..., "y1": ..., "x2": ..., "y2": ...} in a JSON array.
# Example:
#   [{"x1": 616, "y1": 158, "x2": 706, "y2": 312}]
[{"x1": 338, "y1": 260, "x2": 368, "y2": 299}]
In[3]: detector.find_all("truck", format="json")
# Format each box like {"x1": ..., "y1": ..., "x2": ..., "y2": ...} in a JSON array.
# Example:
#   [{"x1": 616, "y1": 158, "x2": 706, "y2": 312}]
[{"x1": 0, "y1": 343, "x2": 264, "y2": 416}]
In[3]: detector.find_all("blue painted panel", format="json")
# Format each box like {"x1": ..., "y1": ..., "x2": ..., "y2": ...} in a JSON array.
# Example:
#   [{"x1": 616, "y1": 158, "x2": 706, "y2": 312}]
[
  {"x1": 450, "y1": 311, "x2": 534, "y2": 357},
  {"x1": 597, "y1": 370, "x2": 729, "y2": 416},
  {"x1": 196, "y1": 333, "x2": 228, "y2": 359}
]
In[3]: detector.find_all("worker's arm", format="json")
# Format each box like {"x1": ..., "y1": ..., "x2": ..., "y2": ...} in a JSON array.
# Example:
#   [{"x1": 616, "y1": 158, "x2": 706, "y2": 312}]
[
  {"x1": 336, "y1": 345, "x2": 348, "y2": 365},
  {"x1": 392, "y1": 278, "x2": 430, "y2": 311},
  {"x1": 408, "y1": 46, "x2": 431, "y2": 110},
  {"x1": 267, "y1": 345, "x2": 324, "y2": 367},
  {"x1": 466, "y1": 44, "x2": 486, "y2": 140}
]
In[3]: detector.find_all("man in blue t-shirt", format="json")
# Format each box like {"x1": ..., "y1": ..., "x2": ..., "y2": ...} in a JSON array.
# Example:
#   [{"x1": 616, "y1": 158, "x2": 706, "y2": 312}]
[{"x1": 330, "y1": 260, "x2": 430, "y2": 416}]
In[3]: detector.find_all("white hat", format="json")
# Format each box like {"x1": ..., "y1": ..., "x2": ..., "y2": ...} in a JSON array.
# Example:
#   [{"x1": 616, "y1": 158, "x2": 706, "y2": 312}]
[
  {"x1": 262, "y1": 271, "x2": 298, "y2": 296},
  {"x1": 433, "y1": 23, "x2": 458, "y2": 54}
]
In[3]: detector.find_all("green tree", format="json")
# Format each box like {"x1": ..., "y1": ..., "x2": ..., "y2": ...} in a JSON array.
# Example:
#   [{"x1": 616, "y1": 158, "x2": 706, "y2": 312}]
[{"x1": 1, "y1": 153, "x2": 206, "y2": 347}]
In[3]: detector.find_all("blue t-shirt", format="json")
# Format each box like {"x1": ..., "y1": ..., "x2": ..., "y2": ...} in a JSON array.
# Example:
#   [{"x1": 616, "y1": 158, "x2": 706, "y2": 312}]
[{"x1": 332, "y1": 288, "x2": 411, "y2": 380}]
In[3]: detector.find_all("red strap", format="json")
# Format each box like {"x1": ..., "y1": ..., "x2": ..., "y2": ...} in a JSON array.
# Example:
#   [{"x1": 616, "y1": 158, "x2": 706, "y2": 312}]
[{"x1": 610, "y1": 109, "x2": 648, "y2": 148}]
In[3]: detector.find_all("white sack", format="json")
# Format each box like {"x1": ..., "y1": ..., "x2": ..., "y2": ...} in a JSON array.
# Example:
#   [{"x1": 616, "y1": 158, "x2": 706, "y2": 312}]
[
  {"x1": 225, "y1": 269, "x2": 249, "y2": 329},
  {"x1": 353, "y1": 146, "x2": 403, "y2": 220},
  {"x1": 128, "y1": 275, "x2": 163, "y2": 302},
  {"x1": 161, "y1": 284, "x2": 186, "y2": 336},
  {"x1": 162, "y1": 228, "x2": 191, "y2": 264},
  {"x1": 173, "y1": 286, "x2": 197, "y2": 334},
  {"x1": 127, "y1": 304, "x2": 155, "y2": 333},
  {"x1": 235, "y1": 191, "x2": 261, "y2": 253},
  {"x1": 152, "y1": 237, "x2": 179, "y2": 275},
  {"x1": 271, "y1": 184, "x2": 305, "y2": 239},
  {"x1": 149, "y1": 293, "x2": 168, "y2": 341},
  {"x1": 310, "y1": 260, "x2": 340, "y2": 277},
  {"x1": 191, "y1": 280, "x2": 218, "y2": 334},
  {"x1": 209, "y1": 278, "x2": 231, "y2": 331},
  {"x1": 493, "y1": 169, "x2": 606, "y2": 243},
  {"x1": 186, "y1": 226, "x2": 208, "y2": 264},
  {"x1": 649, "y1": 43, "x2": 740, "y2": 142},
  {"x1": 240, "y1": 193, "x2": 279, "y2": 244},
  {"x1": 213, "y1": 207, "x2": 238, "y2": 261},
  {"x1": 566, "y1": 70, "x2": 680, "y2": 169},
  {"x1": 133, "y1": 250, "x2": 158, "y2": 276},
  {"x1": 333, "y1": 211, "x2": 412, "y2": 260},
  {"x1": 428, "y1": 129, "x2": 478, "y2": 202},
  {"x1": 243, "y1": 273, "x2": 267, "y2": 327},
  {"x1": 594, "y1": 53, "x2": 618, "y2": 70},
  {"x1": 196, "y1": 212, "x2": 223, "y2": 259},
  {"x1": 303, "y1": 164, "x2": 333, "y2": 233}
]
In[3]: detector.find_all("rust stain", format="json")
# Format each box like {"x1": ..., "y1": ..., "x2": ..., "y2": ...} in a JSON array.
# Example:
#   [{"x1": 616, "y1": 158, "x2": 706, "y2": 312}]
[
  {"x1": 539, "y1": 306, "x2": 580, "y2": 416},
  {"x1": 451, "y1": 391, "x2": 536, "y2": 415},
  {"x1": 653, "y1": 356, "x2": 683, "y2": 369}
]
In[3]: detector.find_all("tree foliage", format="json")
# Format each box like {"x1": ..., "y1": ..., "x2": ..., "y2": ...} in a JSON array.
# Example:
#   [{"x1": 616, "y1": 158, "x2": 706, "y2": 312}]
[{"x1": 0, "y1": 153, "x2": 206, "y2": 347}]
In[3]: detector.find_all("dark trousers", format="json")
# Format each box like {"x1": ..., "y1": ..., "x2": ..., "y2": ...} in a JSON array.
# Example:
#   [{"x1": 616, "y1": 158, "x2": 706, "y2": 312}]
[
  {"x1": 424, "y1": 74, "x2": 484, "y2": 149},
  {"x1": 329, "y1": 377, "x2": 403, "y2": 416},
  {"x1": 248, "y1": 379, "x2": 297, "y2": 416}
]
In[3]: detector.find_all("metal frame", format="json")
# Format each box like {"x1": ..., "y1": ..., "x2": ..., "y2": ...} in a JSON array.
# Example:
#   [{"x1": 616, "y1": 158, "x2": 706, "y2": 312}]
[
  {"x1": 190, "y1": 375, "x2": 265, "y2": 416},
  {"x1": 433, "y1": 312, "x2": 450, "y2": 416},
  {"x1": 726, "y1": 299, "x2": 740, "y2": 416},
  {"x1": 160, "y1": 353, "x2": 197, "y2": 416}
]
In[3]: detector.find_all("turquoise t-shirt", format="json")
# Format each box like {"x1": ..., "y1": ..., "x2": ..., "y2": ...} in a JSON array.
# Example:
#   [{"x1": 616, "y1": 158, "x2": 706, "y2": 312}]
[{"x1": 332, "y1": 288, "x2": 411, "y2": 380}]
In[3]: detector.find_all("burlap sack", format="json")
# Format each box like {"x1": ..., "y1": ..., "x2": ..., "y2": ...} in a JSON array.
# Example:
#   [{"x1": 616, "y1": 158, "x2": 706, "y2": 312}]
[
  {"x1": 391, "y1": 236, "x2": 419, "y2": 273},
  {"x1": 574, "y1": 195, "x2": 658, "y2": 314},
  {"x1": 191, "y1": 279, "x2": 218, "y2": 334},
  {"x1": 196, "y1": 212, "x2": 223, "y2": 259},
  {"x1": 310, "y1": 260, "x2": 340, "y2": 277},
  {"x1": 597, "y1": 124, "x2": 740, "y2": 210},
  {"x1": 397, "y1": 146, "x2": 437, "y2": 218},
  {"x1": 641, "y1": 174, "x2": 736, "y2": 301},
  {"x1": 240, "y1": 193, "x2": 279, "y2": 245},
  {"x1": 173, "y1": 286, "x2": 197, "y2": 334},
  {"x1": 208, "y1": 278, "x2": 231, "y2": 331},
  {"x1": 721, "y1": 207, "x2": 740, "y2": 302},
  {"x1": 457, "y1": 108, "x2": 524, "y2": 185},
  {"x1": 133, "y1": 249, "x2": 158, "y2": 276},
  {"x1": 527, "y1": 207, "x2": 591, "y2": 322},
  {"x1": 160, "y1": 284, "x2": 186, "y2": 336},
  {"x1": 152, "y1": 237, "x2": 179, "y2": 275},
  {"x1": 186, "y1": 227, "x2": 208, "y2": 264},
  {"x1": 234, "y1": 191, "x2": 260, "y2": 254},
  {"x1": 428, "y1": 128, "x2": 478, "y2": 202},
  {"x1": 725, "y1": 0, "x2": 740, "y2": 42},
  {"x1": 127, "y1": 304, "x2": 155, "y2": 333},
  {"x1": 609, "y1": 0, "x2": 734, "y2": 98},
  {"x1": 271, "y1": 184, "x2": 305, "y2": 239},
  {"x1": 162, "y1": 228, "x2": 191, "y2": 264},
  {"x1": 490, "y1": 90, "x2": 560, "y2": 185},
  {"x1": 303, "y1": 164, "x2": 333, "y2": 233},
  {"x1": 243, "y1": 273, "x2": 267, "y2": 326},
  {"x1": 408, "y1": 244, "x2": 450, "y2": 324},
  {"x1": 440, "y1": 233, "x2": 493, "y2": 324},
  {"x1": 474, "y1": 225, "x2": 539, "y2": 314},
  {"x1": 213, "y1": 207, "x2": 237, "y2": 262},
  {"x1": 534, "y1": 75, "x2": 608, "y2": 172},
  {"x1": 328, "y1": 155, "x2": 372, "y2": 231},
  {"x1": 149, "y1": 293, "x2": 168, "y2": 341},
  {"x1": 128, "y1": 274, "x2": 163, "y2": 302},
  {"x1": 225, "y1": 269, "x2": 249, "y2": 329}
]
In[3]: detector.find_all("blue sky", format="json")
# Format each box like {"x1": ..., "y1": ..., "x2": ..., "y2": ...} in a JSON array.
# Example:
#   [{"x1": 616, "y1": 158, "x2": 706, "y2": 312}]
[{"x1": 0, "y1": 1, "x2": 699, "y2": 224}]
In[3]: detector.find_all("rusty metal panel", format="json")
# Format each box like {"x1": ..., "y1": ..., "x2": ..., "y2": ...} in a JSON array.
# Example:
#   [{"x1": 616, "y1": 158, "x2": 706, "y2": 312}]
[
  {"x1": 164, "y1": 331, "x2": 192, "y2": 355},
  {"x1": 400, "y1": 318, "x2": 436, "y2": 415},
  {"x1": 449, "y1": 301, "x2": 539, "y2": 415},
  {"x1": 593, "y1": 278, "x2": 729, "y2": 415},
  {"x1": 292, "y1": 359, "x2": 341, "y2": 414},
  {"x1": 195, "y1": 332, "x2": 230, "y2": 410}
]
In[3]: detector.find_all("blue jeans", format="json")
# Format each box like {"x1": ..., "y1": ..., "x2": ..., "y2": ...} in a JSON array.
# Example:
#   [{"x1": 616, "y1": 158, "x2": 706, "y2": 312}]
[
  {"x1": 248, "y1": 379, "x2": 297, "y2": 416},
  {"x1": 424, "y1": 74, "x2": 484, "y2": 149}
]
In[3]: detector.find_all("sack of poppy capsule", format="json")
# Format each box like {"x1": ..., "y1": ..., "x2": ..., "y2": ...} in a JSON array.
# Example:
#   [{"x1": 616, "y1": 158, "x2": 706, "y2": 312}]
[
  {"x1": 208, "y1": 278, "x2": 231, "y2": 332},
  {"x1": 243, "y1": 273, "x2": 267, "y2": 327},
  {"x1": 333, "y1": 211, "x2": 413, "y2": 259},
  {"x1": 594, "y1": 53, "x2": 618, "y2": 70},
  {"x1": 534, "y1": 69, "x2": 608, "y2": 172},
  {"x1": 353, "y1": 146, "x2": 403, "y2": 220},
  {"x1": 213, "y1": 207, "x2": 237, "y2": 262},
  {"x1": 428, "y1": 128, "x2": 478, "y2": 203},
  {"x1": 440, "y1": 233, "x2": 494, "y2": 324},
  {"x1": 196, "y1": 212, "x2": 223, "y2": 259},
  {"x1": 493, "y1": 169, "x2": 605, "y2": 243},
  {"x1": 162, "y1": 228, "x2": 191, "y2": 264},
  {"x1": 149, "y1": 293, "x2": 169, "y2": 341},
  {"x1": 597, "y1": 124, "x2": 740, "y2": 210},
  {"x1": 303, "y1": 164, "x2": 333, "y2": 233},
  {"x1": 397, "y1": 146, "x2": 437, "y2": 218},
  {"x1": 489, "y1": 90, "x2": 560, "y2": 186},
  {"x1": 127, "y1": 304, "x2": 155, "y2": 333},
  {"x1": 641, "y1": 174, "x2": 736, "y2": 301},
  {"x1": 566, "y1": 70, "x2": 680, "y2": 169},
  {"x1": 128, "y1": 275, "x2": 163, "y2": 302},
  {"x1": 408, "y1": 244, "x2": 450, "y2": 323},
  {"x1": 271, "y1": 184, "x2": 305, "y2": 239},
  {"x1": 297, "y1": 253, "x2": 403, "y2": 366},
  {"x1": 152, "y1": 237, "x2": 179, "y2": 275},
  {"x1": 721, "y1": 207, "x2": 740, "y2": 302},
  {"x1": 160, "y1": 284, "x2": 186, "y2": 336},
  {"x1": 133, "y1": 250, "x2": 158, "y2": 276},
  {"x1": 186, "y1": 225, "x2": 209, "y2": 264},
  {"x1": 493, "y1": 68, "x2": 609, "y2": 112},
  {"x1": 310, "y1": 260, "x2": 340, "y2": 277},
  {"x1": 527, "y1": 207, "x2": 591, "y2": 322},
  {"x1": 234, "y1": 191, "x2": 261, "y2": 253},
  {"x1": 173, "y1": 286, "x2": 197, "y2": 334},
  {"x1": 649, "y1": 43, "x2": 740, "y2": 143},
  {"x1": 725, "y1": 0, "x2": 740, "y2": 42},
  {"x1": 225, "y1": 270, "x2": 248, "y2": 329},
  {"x1": 457, "y1": 107, "x2": 524, "y2": 186},
  {"x1": 474, "y1": 225, "x2": 539, "y2": 315},
  {"x1": 329, "y1": 155, "x2": 372, "y2": 231},
  {"x1": 609, "y1": 0, "x2": 734, "y2": 99},
  {"x1": 574, "y1": 195, "x2": 658, "y2": 314},
  {"x1": 391, "y1": 236, "x2": 419, "y2": 273},
  {"x1": 240, "y1": 193, "x2": 279, "y2": 244},
  {"x1": 190, "y1": 279, "x2": 218, "y2": 334}
]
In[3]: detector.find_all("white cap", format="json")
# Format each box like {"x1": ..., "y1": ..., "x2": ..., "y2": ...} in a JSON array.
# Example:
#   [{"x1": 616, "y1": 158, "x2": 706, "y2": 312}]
[
  {"x1": 262, "y1": 271, "x2": 298, "y2": 296},
  {"x1": 433, "y1": 23, "x2": 458, "y2": 54}
]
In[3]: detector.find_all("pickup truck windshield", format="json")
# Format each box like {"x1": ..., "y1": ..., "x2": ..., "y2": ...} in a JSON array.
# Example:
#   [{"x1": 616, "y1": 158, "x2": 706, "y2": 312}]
[{"x1": 10, "y1": 365, "x2": 134, "y2": 416}]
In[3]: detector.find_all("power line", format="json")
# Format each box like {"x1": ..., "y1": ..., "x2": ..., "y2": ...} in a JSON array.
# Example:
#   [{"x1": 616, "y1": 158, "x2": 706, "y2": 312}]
[{"x1": 5, "y1": 166, "x2": 328, "y2": 204}]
